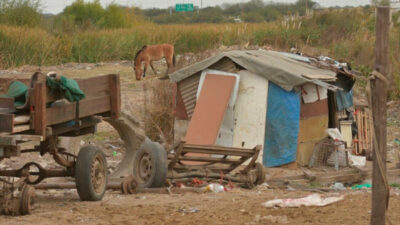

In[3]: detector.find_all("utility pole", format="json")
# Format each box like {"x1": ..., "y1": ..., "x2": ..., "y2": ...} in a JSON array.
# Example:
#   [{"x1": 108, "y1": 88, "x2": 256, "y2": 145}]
[{"x1": 370, "y1": 6, "x2": 390, "y2": 225}]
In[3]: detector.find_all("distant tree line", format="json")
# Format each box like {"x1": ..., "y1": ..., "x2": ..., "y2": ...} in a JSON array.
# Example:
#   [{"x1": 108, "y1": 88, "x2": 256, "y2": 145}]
[{"x1": 136, "y1": 0, "x2": 318, "y2": 24}]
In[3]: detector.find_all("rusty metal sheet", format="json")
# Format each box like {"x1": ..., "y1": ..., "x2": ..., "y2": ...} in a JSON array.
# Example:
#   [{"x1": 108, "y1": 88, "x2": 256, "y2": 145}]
[
  {"x1": 178, "y1": 72, "x2": 200, "y2": 118},
  {"x1": 185, "y1": 74, "x2": 236, "y2": 145},
  {"x1": 300, "y1": 99, "x2": 329, "y2": 119}
]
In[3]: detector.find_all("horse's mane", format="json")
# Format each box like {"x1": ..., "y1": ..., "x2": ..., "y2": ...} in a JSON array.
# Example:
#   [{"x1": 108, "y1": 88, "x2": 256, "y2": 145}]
[{"x1": 134, "y1": 45, "x2": 147, "y2": 66}]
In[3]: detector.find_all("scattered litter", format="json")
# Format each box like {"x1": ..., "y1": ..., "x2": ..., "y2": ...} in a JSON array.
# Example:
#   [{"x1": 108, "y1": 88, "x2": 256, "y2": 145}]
[
  {"x1": 352, "y1": 183, "x2": 371, "y2": 190},
  {"x1": 262, "y1": 194, "x2": 344, "y2": 208},
  {"x1": 178, "y1": 207, "x2": 199, "y2": 213},
  {"x1": 113, "y1": 151, "x2": 117, "y2": 157},
  {"x1": 348, "y1": 154, "x2": 366, "y2": 167},
  {"x1": 394, "y1": 138, "x2": 400, "y2": 145},
  {"x1": 332, "y1": 182, "x2": 346, "y2": 191},
  {"x1": 204, "y1": 183, "x2": 225, "y2": 193}
]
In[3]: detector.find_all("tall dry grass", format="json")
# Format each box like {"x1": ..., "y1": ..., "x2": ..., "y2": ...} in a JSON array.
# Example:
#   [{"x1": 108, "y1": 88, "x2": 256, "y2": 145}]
[{"x1": 2, "y1": 7, "x2": 400, "y2": 96}]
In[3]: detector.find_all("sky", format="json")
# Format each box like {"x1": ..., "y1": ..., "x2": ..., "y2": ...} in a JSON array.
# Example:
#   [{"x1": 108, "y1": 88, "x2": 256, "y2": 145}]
[{"x1": 42, "y1": 0, "x2": 372, "y2": 14}]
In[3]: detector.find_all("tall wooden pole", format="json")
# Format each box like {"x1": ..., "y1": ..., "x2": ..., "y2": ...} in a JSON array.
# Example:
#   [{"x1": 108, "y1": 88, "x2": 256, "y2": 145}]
[{"x1": 371, "y1": 6, "x2": 390, "y2": 225}]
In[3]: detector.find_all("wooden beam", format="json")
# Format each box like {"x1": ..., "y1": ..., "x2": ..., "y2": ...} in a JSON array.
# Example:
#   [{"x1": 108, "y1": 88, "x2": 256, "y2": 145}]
[
  {"x1": 45, "y1": 95, "x2": 111, "y2": 126},
  {"x1": 0, "y1": 114, "x2": 14, "y2": 133},
  {"x1": 371, "y1": 6, "x2": 390, "y2": 225},
  {"x1": 0, "y1": 97, "x2": 14, "y2": 108},
  {"x1": 33, "y1": 82, "x2": 46, "y2": 136},
  {"x1": 109, "y1": 74, "x2": 121, "y2": 119}
]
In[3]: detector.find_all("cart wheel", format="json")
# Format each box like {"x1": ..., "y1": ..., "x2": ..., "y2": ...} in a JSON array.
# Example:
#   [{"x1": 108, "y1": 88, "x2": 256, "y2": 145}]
[
  {"x1": 133, "y1": 139, "x2": 167, "y2": 188},
  {"x1": 75, "y1": 145, "x2": 108, "y2": 201},
  {"x1": 255, "y1": 163, "x2": 266, "y2": 185},
  {"x1": 20, "y1": 184, "x2": 35, "y2": 215}
]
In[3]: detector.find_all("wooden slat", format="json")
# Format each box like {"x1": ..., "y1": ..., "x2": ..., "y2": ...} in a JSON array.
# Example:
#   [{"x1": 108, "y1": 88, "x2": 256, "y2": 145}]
[
  {"x1": 46, "y1": 95, "x2": 111, "y2": 125},
  {"x1": 33, "y1": 83, "x2": 46, "y2": 136},
  {"x1": 0, "y1": 97, "x2": 14, "y2": 108},
  {"x1": 109, "y1": 74, "x2": 121, "y2": 119},
  {"x1": 181, "y1": 148, "x2": 253, "y2": 157},
  {"x1": 183, "y1": 144, "x2": 256, "y2": 153},
  {"x1": 178, "y1": 156, "x2": 241, "y2": 164},
  {"x1": 32, "y1": 74, "x2": 113, "y2": 104},
  {"x1": 0, "y1": 114, "x2": 14, "y2": 133},
  {"x1": 14, "y1": 115, "x2": 30, "y2": 125},
  {"x1": 77, "y1": 75, "x2": 111, "y2": 97},
  {"x1": 13, "y1": 124, "x2": 30, "y2": 133}
]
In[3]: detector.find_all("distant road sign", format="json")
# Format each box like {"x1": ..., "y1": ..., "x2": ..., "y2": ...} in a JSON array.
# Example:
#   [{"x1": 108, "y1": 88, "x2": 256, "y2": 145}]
[{"x1": 176, "y1": 3, "x2": 194, "y2": 12}]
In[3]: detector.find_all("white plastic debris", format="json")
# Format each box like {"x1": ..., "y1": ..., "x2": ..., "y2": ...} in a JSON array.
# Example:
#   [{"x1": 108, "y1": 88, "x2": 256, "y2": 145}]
[
  {"x1": 204, "y1": 183, "x2": 225, "y2": 193},
  {"x1": 262, "y1": 194, "x2": 344, "y2": 208},
  {"x1": 348, "y1": 153, "x2": 366, "y2": 167}
]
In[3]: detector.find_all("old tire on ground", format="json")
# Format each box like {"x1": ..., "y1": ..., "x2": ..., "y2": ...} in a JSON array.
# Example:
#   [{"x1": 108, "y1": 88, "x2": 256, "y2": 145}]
[
  {"x1": 19, "y1": 184, "x2": 35, "y2": 215},
  {"x1": 255, "y1": 163, "x2": 266, "y2": 185},
  {"x1": 133, "y1": 138, "x2": 167, "y2": 188},
  {"x1": 75, "y1": 145, "x2": 108, "y2": 201}
]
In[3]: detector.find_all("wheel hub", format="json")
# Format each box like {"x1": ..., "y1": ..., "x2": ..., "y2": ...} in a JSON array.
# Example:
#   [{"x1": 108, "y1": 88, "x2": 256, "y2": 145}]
[
  {"x1": 91, "y1": 155, "x2": 106, "y2": 194},
  {"x1": 138, "y1": 153, "x2": 152, "y2": 183}
]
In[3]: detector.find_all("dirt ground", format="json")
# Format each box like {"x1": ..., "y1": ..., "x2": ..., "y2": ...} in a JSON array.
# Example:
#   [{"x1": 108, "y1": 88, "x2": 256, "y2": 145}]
[
  {"x1": 1, "y1": 187, "x2": 400, "y2": 225},
  {"x1": 1, "y1": 58, "x2": 400, "y2": 224}
]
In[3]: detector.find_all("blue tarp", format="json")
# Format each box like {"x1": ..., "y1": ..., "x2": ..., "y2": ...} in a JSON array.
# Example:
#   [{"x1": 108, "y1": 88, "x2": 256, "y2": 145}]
[
  {"x1": 263, "y1": 82, "x2": 300, "y2": 167},
  {"x1": 336, "y1": 90, "x2": 353, "y2": 111}
]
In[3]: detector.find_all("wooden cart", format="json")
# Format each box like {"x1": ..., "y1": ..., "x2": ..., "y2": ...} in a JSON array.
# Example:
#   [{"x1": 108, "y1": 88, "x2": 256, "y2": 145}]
[
  {"x1": 0, "y1": 73, "x2": 120, "y2": 215},
  {"x1": 133, "y1": 139, "x2": 265, "y2": 189}
]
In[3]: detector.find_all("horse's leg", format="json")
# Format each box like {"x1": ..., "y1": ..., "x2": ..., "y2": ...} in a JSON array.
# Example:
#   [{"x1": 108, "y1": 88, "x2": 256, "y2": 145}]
[
  {"x1": 143, "y1": 61, "x2": 149, "y2": 78},
  {"x1": 150, "y1": 61, "x2": 158, "y2": 75}
]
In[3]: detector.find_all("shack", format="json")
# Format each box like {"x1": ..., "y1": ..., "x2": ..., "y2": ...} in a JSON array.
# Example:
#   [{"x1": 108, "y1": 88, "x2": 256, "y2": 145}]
[{"x1": 170, "y1": 50, "x2": 357, "y2": 167}]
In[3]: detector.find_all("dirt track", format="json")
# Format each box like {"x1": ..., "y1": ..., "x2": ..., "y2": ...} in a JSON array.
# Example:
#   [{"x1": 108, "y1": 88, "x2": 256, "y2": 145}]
[{"x1": 1, "y1": 187, "x2": 400, "y2": 225}]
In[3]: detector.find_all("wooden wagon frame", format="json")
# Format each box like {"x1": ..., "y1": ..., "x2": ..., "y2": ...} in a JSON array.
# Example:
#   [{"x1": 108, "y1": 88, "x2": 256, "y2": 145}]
[{"x1": 0, "y1": 73, "x2": 120, "y2": 215}]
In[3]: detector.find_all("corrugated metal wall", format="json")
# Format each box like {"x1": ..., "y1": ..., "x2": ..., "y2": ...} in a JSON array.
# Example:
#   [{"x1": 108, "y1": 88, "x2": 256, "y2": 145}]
[{"x1": 177, "y1": 58, "x2": 238, "y2": 119}]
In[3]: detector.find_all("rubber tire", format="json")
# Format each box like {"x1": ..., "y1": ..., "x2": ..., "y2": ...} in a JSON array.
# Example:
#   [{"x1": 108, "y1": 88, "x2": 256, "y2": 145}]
[
  {"x1": 20, "y1": 185, "x2": 35, "y2": 215},
  {"x1": 75, "y1": 145, "x2": 108, "y2": 201},
  {"x1": 133, "y1": 138, "x2": 168, "y2": 188},
  {"x1": 255, "y1": 163, "x2": 266, "y2": 185}
]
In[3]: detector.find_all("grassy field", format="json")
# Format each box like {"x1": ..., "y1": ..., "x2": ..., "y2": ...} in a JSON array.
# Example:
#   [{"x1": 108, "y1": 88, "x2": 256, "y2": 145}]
[{"x1": 1, "y1": 7, "x2": 400, "y2": 96}]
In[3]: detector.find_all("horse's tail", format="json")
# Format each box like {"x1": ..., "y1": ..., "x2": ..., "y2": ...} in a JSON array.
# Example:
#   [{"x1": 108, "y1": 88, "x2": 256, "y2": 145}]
[{"x1": 173, "y1": 54, "x2": 176, "y2": 66}]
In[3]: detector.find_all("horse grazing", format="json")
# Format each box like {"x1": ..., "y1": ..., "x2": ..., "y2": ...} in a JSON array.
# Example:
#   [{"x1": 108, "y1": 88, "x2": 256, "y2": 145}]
[{"x1": 133, "y1": 44, "x2": 175, "y2": 80}]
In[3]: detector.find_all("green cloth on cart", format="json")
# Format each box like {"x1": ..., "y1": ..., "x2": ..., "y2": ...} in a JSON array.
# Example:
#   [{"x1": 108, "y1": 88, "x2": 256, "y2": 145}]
[
  {"x1": 46, "y1": 76, "x2": 86, "y2": 102},
  {"x1": 1, "y1": 76, "x2": 85, "y2": 108},
  {"x1": 0, "y1": 80, "x2": 28, "y2": 107}
]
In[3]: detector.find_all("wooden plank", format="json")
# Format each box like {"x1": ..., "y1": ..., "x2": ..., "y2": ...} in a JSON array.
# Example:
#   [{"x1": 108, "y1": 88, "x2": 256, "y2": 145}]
[
  {"x1": 76, "y1": 74, "x2": 111, "y2": 97},
  {"x1": 46, "y1": 95, "x2": 111, "y2": 126},
  {"x1": 371, "y1": 6, "x2": 390, "y2": 225},
  {"x1": 0, "y1": 114, "x2": 14, "y2": 133},
  {"x1": 12, "y1": 124, "x2": 30, "y2": 133},
  {"x1": 33, "y1": 83, "x2": 46, "y2": 136},
  {"x1": 178, "y1": 156, "x2": 241, "y2": 164},
  {"x1": 181, "y1": 148, "x2": 253, "y2": 157},
  {"x1": 109, "y1": 74, "x2": 121, "y2": 119},
  {"x1": 0, "y1": 97, "x2": 14, "y2": 108},
  {"x1": 14, "y1": 115, "x2": 30, "y2": 125},
  {"x1": 185, "y1": 74, "x2": 236, "y2": 145}
]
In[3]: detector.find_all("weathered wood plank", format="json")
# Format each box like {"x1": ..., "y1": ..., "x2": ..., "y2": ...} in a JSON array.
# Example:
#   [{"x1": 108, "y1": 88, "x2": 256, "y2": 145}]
[
  {"x1": 371, "y1": 6, "x2": 390, "y2": 225},
  {"x1": 33, "y1": 82, "x2": 46, "y2": 136},
  {"x1": 46, "y1": 95, "x2": 111, "y2": 126},
  {"x1": 14, "y1": 115, "x2": 30, "y2": 125},
  {"x1": 109, "y1": 74, "x2": 121, "y2": 119},
  {"x1": 0, "y1": 114, "x2": 14, "y2": 133}
]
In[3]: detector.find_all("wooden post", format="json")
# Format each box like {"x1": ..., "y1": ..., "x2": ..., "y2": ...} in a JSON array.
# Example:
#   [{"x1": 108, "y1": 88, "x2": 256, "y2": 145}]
[
  {"x1": 33, "y1": 82, "x2": 47, "y2": 136},
  {"x1": 371, "y1": 6, "x2": 390, "y2": 225}
]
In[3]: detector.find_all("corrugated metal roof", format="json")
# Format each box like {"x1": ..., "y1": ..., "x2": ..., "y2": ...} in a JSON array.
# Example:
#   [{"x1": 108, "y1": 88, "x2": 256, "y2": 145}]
[{"x1": 170, "y1": 50, "x2": 338, "y2": 92}]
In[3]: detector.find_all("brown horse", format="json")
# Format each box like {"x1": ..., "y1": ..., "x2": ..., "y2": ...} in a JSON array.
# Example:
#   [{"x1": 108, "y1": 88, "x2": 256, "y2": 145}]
[{"x1": 133, "y1": 44, "x2": 175, "y2": 80}]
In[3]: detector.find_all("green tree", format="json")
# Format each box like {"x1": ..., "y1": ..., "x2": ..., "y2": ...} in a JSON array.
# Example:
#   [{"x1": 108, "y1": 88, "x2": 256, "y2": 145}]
[{"x1": 0, "y1": 0, "x2": 42, "y2": 27}]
